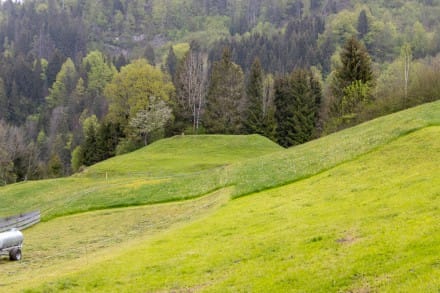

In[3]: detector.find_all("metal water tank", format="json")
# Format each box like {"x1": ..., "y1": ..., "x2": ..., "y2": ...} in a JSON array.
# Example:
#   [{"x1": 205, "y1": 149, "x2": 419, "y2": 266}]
[{"x1": 0, "y1": 229, "x2": 23, "y2": 261}]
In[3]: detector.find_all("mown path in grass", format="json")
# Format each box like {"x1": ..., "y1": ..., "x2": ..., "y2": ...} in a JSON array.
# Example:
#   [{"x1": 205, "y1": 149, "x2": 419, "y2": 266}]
[
  {"x1": 1, "y1": 101, "x2": 439, "y2": 221},
  {"x1": 0, "y1": 189, "x2": 230, "y2": 291},
  {"x1": 19, "y1": 126, "x2": 440, "y2": 292}
]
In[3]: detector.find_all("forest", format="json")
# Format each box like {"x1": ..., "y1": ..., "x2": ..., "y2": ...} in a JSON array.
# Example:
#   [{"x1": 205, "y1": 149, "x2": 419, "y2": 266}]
[{"x1": 0, "y1": 0, "x2": 440, "y2": 185}]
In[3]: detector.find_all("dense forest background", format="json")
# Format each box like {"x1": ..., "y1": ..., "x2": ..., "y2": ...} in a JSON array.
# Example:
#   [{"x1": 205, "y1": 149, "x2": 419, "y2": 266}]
[{"x1": 0, "y1": 0, "x2": 440, "y2": 185}]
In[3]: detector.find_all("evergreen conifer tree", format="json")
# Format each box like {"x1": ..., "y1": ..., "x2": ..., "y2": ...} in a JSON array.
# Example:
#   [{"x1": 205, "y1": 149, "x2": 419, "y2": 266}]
[
  {"x1": 357, "y1": 10, "x2": 369, "y2": 39},
  {"x1": 204, "y1": 48, "x2": 245, "y2": 134},
  {"x1": 274, "y1": 69, "x2": 322, "y2": 147},
  {"x1": 81, "y1": 122, "x2": 100, "y2": 166},
  {"x1": 337, "y1": 36, "x2": 373, "y2": 87},
  {"x1": 244, "y1": 58, "x2": 265, "y2": 134},
  {"x1": 144, "y1": 44, "x2": 156, "y2": 66},
  {"x1": 331, "y1": 36, "x2": 374, "y2": 117},
  {"x1": 166, "y1": 46, "x2": 178, "y2": 82}
]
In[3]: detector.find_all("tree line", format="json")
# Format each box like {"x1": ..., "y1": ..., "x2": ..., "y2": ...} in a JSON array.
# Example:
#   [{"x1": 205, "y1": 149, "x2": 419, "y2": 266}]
[{"x1": 1, "y1": 0, "x2": 440, "y2": 185}]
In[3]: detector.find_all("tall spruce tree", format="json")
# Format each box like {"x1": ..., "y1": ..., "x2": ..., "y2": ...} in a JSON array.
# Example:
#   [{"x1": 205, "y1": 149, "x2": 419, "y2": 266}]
[
  {"x1": 357, "y1": 10, "x2": 369, "y2": 39},
  {"x1": 80, "y1": 117, "x2": 100, "y2": 166},
  {"x1": 166, "y1": 46, "x2": 178, "y2": 82},
  {"x1": 204, "y1": 48, "x2": 246, "y2": 134},
  {"x1": 144, "y1": 44, "x2": 156, "y2": 66},
  {"x1": 244, "y1": 57, "x2": 265, "y2": 134},
  {"x1": 331, "y1": 36, "x2": 373, "y2": 117},
  {"x1": 337, "y1": 37, "x2": 373, "y2": 86},
  {"x1": 274, "y1": 69, "x2": 322, "y2": 147}
]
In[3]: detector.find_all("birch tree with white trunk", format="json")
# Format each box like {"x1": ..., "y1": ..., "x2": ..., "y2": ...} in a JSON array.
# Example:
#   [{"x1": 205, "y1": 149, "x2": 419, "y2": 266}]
[{"x1": 177, "y1": 48, "x2": 207, "y2": 133}]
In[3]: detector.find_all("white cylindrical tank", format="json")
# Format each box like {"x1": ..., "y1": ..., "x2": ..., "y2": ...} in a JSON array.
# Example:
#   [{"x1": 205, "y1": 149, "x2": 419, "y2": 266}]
[{"x1": 0, "y1": 229, "x2": 23, "y2": 250}]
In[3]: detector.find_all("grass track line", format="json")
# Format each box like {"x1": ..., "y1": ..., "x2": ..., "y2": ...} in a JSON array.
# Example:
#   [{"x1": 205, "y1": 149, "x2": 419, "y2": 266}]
[{"x1": 23, "y1": 126, "x2": 440, "y2": 292}]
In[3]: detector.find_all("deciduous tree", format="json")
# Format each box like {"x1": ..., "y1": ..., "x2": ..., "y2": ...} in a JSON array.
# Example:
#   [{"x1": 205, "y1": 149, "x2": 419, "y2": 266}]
[
  {"x1": 105, "y1": 59, "x2": 175, "y2": 134},
  {"x1": 174, "y1": 44, "x2": 207, "y2": 133},
  {"x1": 46, "y1": 57, "x2": 77, "y2": 108},
  {"x1": 129, "y1": 96, "x2": 172, "y2": 145}
]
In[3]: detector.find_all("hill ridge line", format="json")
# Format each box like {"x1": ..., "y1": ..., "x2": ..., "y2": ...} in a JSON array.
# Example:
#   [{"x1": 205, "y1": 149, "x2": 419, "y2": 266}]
[{"x1": 232, "y1": 125, "x2": 439, "y2": 199}]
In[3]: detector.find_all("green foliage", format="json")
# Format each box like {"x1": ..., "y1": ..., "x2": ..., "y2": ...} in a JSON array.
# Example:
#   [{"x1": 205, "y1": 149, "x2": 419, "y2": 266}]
[
  {"x1": 410, "y1": 21, "x2": 430, "y2": 58},
  {"x1": 129, "y1": 96, "x2": 172, "y2": 145},
  {"x1": 171, "y1": 43, "x2": 190, "y2": 60},
  {"x1": 244, "y1": 58, "x2": 265, "y2": 134},
  {"x1": 329, "y1": 36, "x2": 374, "y2": 124},
  {"x1": 75, "y1": 115, "x2": 123, "y2": 166},
  {"x1": 47, "y1": 154, "x2": 63, "y2": 178},
  {"x1": 341, "y1": 80, "x2": 371, "y2": 116},
  {"x1": 81, "y1": 119, "x2": 100, "y2": 167},
  {"x1": 0, "y1": 148, "x2": 15, "y2": 186},
  {"x1": 328, "y1": 10, "x2": 358, "y2": 45},
  {"x1": 82, "y1": 50, "x2": 116, "y2": 98},
  {"x1": 105, "y1": 59, "x2": 175, "y2": 133},
  {"x1": 143, "y1": 44, "x2": 156, "y2": 65},
  {"x1": 204, "y1": 48, "x2": 245, "y2": 134},
  {"x1": 357, "y1": 9, "x2": 369, "y2": 39},
  {"x1": 71, "y1": 146, "x2": 82, "y2": 173},
  {"x1": 46, "y1": 58, "x2": 77, "y2": 108},
  {"x1": 96, "y1": 121, "x2": 124, "y2": 159},
  {"x1": 337, "y1": 36, "x2": 373, "y2": 87},
  {"x1": 115, "y1": 137, "x2": 143, "y2": 156},
  {"x1": 165, "y1": 46, "x2": 178, "y2": 79},
  {"x1": 274, "y1": 69, "x2": 322, "y2": 147},
  {"x1": 1, "y1": 0, "x2": 440, "y2": 184},
  {"x1": 362, "y1": 54, "x2": 440, "y2": 124},
  {"x1": 82, "y1": 115, "x2": 99, "y2": 137},
  {"x1": 172, "y1": 43, "x2": 206, "y2": 134}
]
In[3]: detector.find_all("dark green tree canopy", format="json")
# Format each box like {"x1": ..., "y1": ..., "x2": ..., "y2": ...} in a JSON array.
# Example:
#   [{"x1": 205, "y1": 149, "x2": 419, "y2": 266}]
[
  {"x1": 204, "y1": 48, "x2": 245, "y2": 134},
  {"x1": 244, "y1": 57, "x2": 265, "y2": 134},
  {"x1": 274, "y1": 69, "x2": 322, "y2": 147},
  {"x1": 166, "y1": 46, "x2": 178, "y2": 81},
  {"x1": 357, "y1": 10, "x2": 369, "y2": 39},
  {"x1": 336, "y1": 36, "x2": 373, "y2": 88},
  {"x1": 329, "y1": 36, "x2": 375, "y2": 123}
]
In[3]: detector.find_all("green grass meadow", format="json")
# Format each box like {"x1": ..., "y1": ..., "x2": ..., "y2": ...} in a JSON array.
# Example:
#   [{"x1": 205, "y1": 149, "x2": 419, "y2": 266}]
[
  {"x1": 1, "y1": 189, "x2": 231, "y2": 291},
  {"x1": 0, "y1": 101, "x2": 439, "y2": 292},
  {"x1": 0, "y1": 135, "x2": 281, "y2": 220},
  {"x1": 1, "y1": 101, "x2": 439, "y2": 221}
]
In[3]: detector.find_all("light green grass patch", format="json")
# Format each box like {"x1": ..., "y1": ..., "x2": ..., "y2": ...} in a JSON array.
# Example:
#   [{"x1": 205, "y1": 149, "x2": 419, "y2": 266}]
[
  {"x1": 0, "y1": 188, "x2": 230, "y2": 291},
  {"x1": 1, "y1": 102, "x2": 439, "y2": 220},
  {"x1": 22, "y1": 126, "x2": 440, "y2": 292},
  {"x1": 0, "y1": 135, "x2": 280, "y2": 220},
  {"x1": 84, "y1": 134, "x2": 282, "y2": 177}
]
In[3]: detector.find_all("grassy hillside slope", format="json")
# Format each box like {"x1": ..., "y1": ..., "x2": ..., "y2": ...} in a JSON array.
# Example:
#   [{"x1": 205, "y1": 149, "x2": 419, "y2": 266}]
[
  {"x1": 0, "y1": 189, "x2": 231, "y2": 291},
  {"x1": 0, "y1": 135, "x2": 281, "y2": 220},
  {"x1": 85, "y1": 134, "x2": 283, "y2": 177},
  {"x1": 1, "y1": 101, "x2": 438, "y2": 221},
  {"x1": 15, "y1": 126, "x2": 440, "y2": 292}
]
